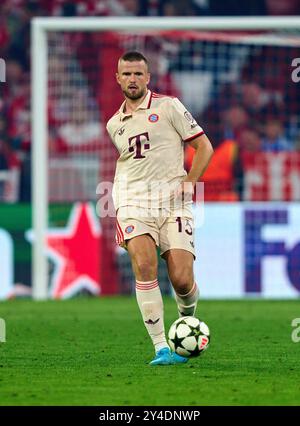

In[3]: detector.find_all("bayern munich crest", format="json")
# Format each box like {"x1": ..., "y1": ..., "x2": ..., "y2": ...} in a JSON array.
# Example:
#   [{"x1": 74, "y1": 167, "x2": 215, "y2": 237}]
[
  {"x1": 125, "y1": 225, "x2": 135, "y2": 234},
  {"x1": 148, "y1": 113, "x2": 159, "y2": 123}
]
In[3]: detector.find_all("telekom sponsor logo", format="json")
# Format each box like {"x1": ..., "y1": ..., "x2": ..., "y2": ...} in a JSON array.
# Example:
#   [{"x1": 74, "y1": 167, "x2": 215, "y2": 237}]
[{"x1": 128, "y1": 132, "x2": 150, "y2": 159}]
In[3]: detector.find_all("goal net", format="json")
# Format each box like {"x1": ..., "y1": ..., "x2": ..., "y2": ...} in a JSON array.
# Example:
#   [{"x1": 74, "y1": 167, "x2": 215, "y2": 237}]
[{"x1": 31, "y1": 18, "x2": 300, "y2": 299}]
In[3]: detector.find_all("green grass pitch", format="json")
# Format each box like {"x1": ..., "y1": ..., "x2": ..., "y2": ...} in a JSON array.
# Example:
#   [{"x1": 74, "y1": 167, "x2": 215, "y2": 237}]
[{"x1": 0, "y1": 297, "x2": 299, "y2": 406}]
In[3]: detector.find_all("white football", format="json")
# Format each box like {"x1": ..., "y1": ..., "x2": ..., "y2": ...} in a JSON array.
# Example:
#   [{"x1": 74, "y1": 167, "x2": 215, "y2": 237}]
[{"x1": 168, "y1": 316, "x2": 210, "y2": 357}]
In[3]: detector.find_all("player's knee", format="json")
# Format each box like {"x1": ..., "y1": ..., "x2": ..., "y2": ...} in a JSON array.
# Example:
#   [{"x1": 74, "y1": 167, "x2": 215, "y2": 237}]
[
  {"x1": 134, "y1": 260, "x2": 156, "y2": 281},
  {"x1": 171, "y1": 269, "x2": 194, "y2": 294}
]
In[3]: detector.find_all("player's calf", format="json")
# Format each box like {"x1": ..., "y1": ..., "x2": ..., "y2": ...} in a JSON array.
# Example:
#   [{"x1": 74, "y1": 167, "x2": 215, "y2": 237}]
[{"x1": 175, "y1": 282, "x2": 199, "y2": 317}]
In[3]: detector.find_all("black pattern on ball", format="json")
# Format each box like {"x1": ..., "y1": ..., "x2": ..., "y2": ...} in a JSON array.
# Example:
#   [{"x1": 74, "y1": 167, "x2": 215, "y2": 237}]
[{"x1": 168, "y1": 316, "x2": 210, "y2": 358}]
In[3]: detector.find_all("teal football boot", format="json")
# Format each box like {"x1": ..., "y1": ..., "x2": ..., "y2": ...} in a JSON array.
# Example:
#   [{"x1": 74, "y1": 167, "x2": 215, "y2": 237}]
[{"x1": 149, "y1": 347, "x2": 188, "y2": 365}]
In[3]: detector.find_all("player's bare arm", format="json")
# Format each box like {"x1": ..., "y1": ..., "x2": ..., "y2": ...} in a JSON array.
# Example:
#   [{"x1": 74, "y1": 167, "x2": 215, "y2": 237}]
[
  {"x1": 176, "y1": 134, "x2": 214, "y2": 199},
  {"x1": 185, "y1": 133, "x2": 214, "y2": 185}
]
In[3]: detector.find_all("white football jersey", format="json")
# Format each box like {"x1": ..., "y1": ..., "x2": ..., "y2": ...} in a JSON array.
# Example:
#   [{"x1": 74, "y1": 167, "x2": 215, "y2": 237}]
[{"x1": 106, "y1": 90, "x2": 204, "y2": 210}]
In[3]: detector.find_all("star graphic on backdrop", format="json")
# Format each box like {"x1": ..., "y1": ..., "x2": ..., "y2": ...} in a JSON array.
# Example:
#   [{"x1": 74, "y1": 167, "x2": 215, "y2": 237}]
[{"x1": 45, "y1": 203, "x2": 102, "y2": 298}]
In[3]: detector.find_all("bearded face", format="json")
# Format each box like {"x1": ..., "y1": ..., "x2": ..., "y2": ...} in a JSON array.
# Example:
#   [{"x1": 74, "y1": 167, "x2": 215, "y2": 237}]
[{"x1": 116, "y1": 60, "x2": 150, "y2": 102}]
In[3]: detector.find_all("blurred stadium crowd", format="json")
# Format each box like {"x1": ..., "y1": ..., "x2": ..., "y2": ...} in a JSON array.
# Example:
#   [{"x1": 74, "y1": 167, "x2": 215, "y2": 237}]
[{"x1": 0, "y1": 0, "x2": 300, "y2": 202}]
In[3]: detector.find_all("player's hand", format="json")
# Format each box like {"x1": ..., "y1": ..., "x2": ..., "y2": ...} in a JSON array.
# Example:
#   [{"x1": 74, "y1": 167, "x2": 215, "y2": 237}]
[{"x1": 174, "y1": 179, "x2": 194, "y2": 203}]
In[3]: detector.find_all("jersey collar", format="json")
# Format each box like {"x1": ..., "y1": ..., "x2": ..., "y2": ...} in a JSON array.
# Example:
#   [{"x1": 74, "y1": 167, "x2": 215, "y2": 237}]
[{"x1": 119, "y1": 90, "x2": 152, "y2": 121}]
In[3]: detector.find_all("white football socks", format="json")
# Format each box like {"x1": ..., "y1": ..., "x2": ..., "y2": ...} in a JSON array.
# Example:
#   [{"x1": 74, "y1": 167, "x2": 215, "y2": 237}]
[
  {"x1": 135, "y1": 279, "x2": 169, "y2": 353},
  {"x1": 175, "y1": 282, "x2": 199, "y2": 317}
]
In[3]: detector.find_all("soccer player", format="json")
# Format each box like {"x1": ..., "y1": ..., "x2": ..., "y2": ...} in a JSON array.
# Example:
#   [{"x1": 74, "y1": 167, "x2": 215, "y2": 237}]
[{"x1": 106, "y1": 51, "x2": 213, "y2": 365}]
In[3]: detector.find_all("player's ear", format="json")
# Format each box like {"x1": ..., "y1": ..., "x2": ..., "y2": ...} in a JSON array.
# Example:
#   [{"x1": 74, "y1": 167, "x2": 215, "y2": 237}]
[
  {"x1": 116, "y1": 73, "x2": 121, "y2": 85},
  {"x1": 146, "y1": 72, "x2": 151, "y2": 85}
]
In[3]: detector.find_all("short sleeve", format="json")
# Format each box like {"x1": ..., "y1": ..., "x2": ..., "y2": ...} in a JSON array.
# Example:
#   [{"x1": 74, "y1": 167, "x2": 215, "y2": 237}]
[
  {"x1": 168, "y1": 98, "x2": 204, "y2": 142},
  {"x1": 106, "y1": 121, "x2": 119, "y2": 151},
  {"x1": 106, "y1": 122, "x2": 112, "y2": 139}
]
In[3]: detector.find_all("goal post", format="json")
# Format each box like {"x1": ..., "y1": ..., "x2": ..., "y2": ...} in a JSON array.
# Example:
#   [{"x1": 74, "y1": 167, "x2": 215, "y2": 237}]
[
  {"x1": 31, "y1": 20, "x2": 48, "y2": 300},
  {"x1": 31, "y1": 16, "x2": 300, "y2": 300}
]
